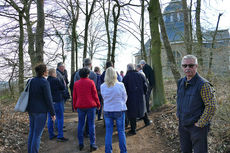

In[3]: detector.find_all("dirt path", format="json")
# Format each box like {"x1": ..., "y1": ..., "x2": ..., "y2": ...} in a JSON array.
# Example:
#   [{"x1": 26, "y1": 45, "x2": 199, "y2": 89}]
[{"x1": 40, "y1": 103, "x2": 172, "y2": 153}]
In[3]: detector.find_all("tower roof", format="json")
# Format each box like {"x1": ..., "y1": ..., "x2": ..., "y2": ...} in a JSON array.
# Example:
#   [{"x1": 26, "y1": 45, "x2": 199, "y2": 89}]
[{"x1": 163, "y1": 0, "x2": 183, "y2": 14}]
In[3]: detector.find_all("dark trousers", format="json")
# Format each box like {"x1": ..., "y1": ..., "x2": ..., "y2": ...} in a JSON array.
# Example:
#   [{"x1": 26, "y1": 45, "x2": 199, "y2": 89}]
[
  {"x1": 179, "y1": 123, "x2": 209, "y2": 153},
  {"x1": 96, "y1": 93, "x2": 103, "y2": 120},
  {"x1": 129, "y1": 113, "x2": 150, "y2": 132},
  {"x1": 146, "y1": 85, "x2": 153, "y2": 112}
]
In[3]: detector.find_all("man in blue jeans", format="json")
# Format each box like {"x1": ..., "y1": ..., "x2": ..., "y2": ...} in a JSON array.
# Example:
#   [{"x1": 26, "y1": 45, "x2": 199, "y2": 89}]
[
  {"x1": 177, "y1": 55, "x2": 216, "y2": 153},
  {"x1": 47, "y1": 68, "x2": 68, "y2": 142}
]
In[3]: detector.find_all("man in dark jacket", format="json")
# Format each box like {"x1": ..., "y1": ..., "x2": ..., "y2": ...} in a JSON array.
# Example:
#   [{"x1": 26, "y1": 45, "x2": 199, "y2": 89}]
[
  {"x1": 74, "y1": 58, "x2": 97, "y2": 84},
  {"x1": 56, "y1": 62, "x2": 70, "y2": 102},
  {"x1": 177, "y1": 55, "x2": 216, "y2": 153},
  {"x1": 100, "y1": 61, "x2": 122, "y2": 84},
  {"x1": 47, "y1": 68, "x2": 68, "y2": 142},
  {"x1": 139, "y1": 60, "x2": 155, "y2": 112},
  {"x1": 69, "y1": 70, "x2": 78, "y2": 112},
  {"x1": 123, "y1": 63, "x2": 151, "y2": 135}
]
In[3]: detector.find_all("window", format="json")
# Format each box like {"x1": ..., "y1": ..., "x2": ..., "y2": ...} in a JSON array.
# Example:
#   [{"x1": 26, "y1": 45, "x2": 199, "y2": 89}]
[{"x1": 177, "y1": 13, "x2": 180, "y2": 21}]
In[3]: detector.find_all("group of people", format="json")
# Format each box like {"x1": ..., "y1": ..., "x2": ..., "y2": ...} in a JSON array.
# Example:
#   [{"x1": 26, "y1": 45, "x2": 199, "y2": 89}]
[
  {"x1": 25, "y1": 54, "x2": 216, "y2": 153},
  {"x1": 70, "y1": 58, "x2": 154, "y2": 152},
  {"x1": 26, "y1": 62, "x2": 70, "y2": 153}
]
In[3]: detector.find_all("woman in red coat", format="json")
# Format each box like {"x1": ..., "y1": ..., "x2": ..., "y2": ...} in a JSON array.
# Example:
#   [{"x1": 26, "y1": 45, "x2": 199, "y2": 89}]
[{"x1": 73, "y1": 68, "x2": 100, "y2": 152}]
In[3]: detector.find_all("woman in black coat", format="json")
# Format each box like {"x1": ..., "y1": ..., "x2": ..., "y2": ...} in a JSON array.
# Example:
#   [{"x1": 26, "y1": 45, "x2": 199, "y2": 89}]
[{"x1": 122, "y1": 63, "x2": 151, "y2": 135}]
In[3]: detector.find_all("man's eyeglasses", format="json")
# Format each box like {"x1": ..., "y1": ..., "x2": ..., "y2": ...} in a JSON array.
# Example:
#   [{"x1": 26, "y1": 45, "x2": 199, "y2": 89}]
[{"x1": 182, "y1": 64, "x2": 195, "y2": 68}]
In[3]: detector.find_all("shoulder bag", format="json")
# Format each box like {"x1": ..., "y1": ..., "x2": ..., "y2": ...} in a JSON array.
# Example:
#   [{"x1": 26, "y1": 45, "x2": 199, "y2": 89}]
[{"x1": 14, "y1": 79, "x2": 32, "y2": 112}]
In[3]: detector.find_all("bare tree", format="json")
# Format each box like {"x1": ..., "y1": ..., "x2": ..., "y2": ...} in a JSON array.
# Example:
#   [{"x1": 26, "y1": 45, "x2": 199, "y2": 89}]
[
  {"x1": 99, "y1": 0, "x2": 112, "y2": 61},
  {"x1": 140, "y1": 0, "x2": 147, "y2": 61},
  {"x1": 195, "y1": 0, "x2": 203, "y2": 67},
  {"x1": 82, "y1": 0, "x2": 97, "y2": 60},
  {"x1": 158, "y1": 2, "x2": 181, "y2": 83},
  {"x1": 87, "y1": 18, "x2": 105, "y2": 60},
  {"x1": 148, "y1": 0, "x2": 166, "y2": 107},
  {"x1": 182, "y1": 0, "x2": 192, "y2": 54},
  {"x1": 207, "y1": 13, "x2": 223, "y2": 77},
  {"x1": 3, "y1": 0, "x2": 25, "y2": 92},
  {"x1": 23, "y1": 0, "x2": 37, "y2": 74},
  {"x1": 35, "y1": 0, "x2": 45, "y2": 63},
  {"x1": 18, "y1": 10, "x2": 24, "y2": 93},
  {"x1": 111, "y1": 0, "x2": 120, "y2": 65}
]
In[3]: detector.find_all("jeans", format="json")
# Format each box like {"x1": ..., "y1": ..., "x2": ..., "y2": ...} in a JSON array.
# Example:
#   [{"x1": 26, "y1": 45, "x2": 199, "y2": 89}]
[
  {"x1": 77, "y1": 108, "x2": 96, "y2": 146},
  {"x1": 28, "y1": 113, "x2": 47, "y2": 153},
  {"x1": 104, "y1": 111, "x2": 127, "y2": 153},
  {"x1": 55, "y1": 101, "x2": 64, "y2": 130},
  {"x1": 179, "y1": 123, "x2": 209, "y2": 153},
  {"x1": 48, "y1": 102, "x2": 64, "y2": 139}
]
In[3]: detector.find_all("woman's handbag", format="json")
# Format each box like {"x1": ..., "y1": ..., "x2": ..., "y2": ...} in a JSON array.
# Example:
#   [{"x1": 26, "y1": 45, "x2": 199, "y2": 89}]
[{"x1": 14, "y1": 79, "x2": 32, "y2": 112}]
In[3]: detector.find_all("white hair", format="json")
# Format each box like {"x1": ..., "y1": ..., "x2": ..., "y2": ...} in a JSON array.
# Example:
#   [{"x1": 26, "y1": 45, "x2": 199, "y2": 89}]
[
  {"x1": 127, "y1": 63, "x2": 134, "y2": 71},
  {"x1": 139, "y1": 60, "x2": 146, "y2": 65},
  {"x1": 182, "y1": 55, "x2": 198, "y2": 64}
]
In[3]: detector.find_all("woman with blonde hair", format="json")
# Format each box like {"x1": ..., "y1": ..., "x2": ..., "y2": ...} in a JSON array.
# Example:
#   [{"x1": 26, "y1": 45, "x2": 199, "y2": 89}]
[{"x1": 100, "y1": 67, "x2": 127, "y2": 153}]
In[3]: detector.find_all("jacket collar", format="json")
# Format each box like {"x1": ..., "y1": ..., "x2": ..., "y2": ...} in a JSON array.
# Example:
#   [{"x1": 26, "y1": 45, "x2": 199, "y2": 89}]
[{"x1": 183, "y1": 73, "x2": 199, "y2": 87}]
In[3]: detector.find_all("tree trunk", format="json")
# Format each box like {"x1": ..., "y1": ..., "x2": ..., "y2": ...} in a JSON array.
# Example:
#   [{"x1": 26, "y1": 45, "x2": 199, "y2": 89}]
[
  {"x1": 158, "y1": 3, "x2": 181, "y2": 83},
  {"x1": 71, "y1": 24, "x2": 76, "y2": 73},
  {"x1": 182, "y1": 0, "x2": 192, "y2": 54},
  {"x1": 18, "y1": 12, "x2": 24, "y2": 93},
  {"x1": 207, "y1": 13, "x2": 222, "y2": 78},
  {"x1": 148, "y1": 0, "x2": 166, "y2": 107},
  {"x1": 111, "y1": 2, "x2": 120, "y2": 66},
  {"x1": 75, "y1": 32, "x2": 78, "y2": 71},
  {"x1": 83, "y1": 0, "x2": 96, "y2": 60},
  {"x1": 141, "y1": 0, "x2": 147, "y2": 61},
  {"x1": 35, "y1": 0, "x2": 45, "y2": 63},
  {"x1": 189, "y1": 0, "x2": 193, "y2": 45},
  {"x1": 8, "y1": 64, "x2": 16, "y2": 98},
  {"x1": 24, "y1": 1, "x2": 36, "y2": 75},
  {"x1": 195, "y1": 0, "x2": 203, "y2": 67},
  {"x1": 102, "y1": 0, "x2": 111, "y2": 61}
]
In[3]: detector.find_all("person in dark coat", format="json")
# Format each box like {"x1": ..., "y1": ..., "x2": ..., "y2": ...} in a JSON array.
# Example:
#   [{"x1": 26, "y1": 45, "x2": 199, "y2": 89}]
[
  {"x1": 47, "y1": 68, "x2": 68, "y2": 142},
  {"x1": 69, "y1": 70, "x2": 78, "y2": 112},
  {"x1": 100, "y1": 61, "x2": 122, "y2": 84},
  {"x1": 122, "y1": 63, "x2": 151, "y2": 135},
  {"x1": 94, "y1": 66, "x2": 103, "y2": 120},
  {"x1": 26, "y1": 64, "x2": 55, "y2": 153},
  {"x1": 56, "y1": 62, "x2": 70, "y2": 102},
  {"x1": 139, "y1": 60, "x2": 155, "y2": 112}
]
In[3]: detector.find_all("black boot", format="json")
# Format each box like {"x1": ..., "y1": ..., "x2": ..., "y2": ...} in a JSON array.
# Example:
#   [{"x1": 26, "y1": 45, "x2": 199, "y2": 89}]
[{"x1": 90, "y1": 144, "x2": 98, "y2": 152}]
